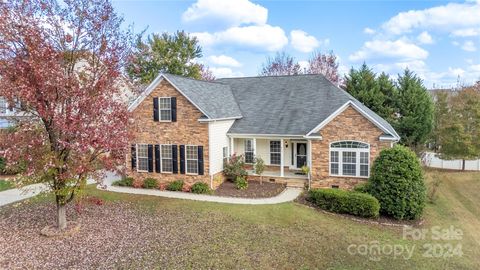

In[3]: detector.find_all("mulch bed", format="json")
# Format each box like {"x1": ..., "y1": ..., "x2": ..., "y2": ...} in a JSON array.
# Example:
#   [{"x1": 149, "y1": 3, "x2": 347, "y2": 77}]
[
  {"x1": 295, "y1": 192, "x2": 424, "y2": 227},
  {"x1": 214, "y1": 180, "x2": 286, "y2": 198}
]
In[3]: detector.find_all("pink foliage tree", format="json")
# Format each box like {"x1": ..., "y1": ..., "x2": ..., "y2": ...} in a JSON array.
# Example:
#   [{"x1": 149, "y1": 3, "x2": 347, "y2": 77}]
[
  {"x1": 0, "y1": 0, "x2": 132, "y2": 229},
  {"x1": 306, "y1": 51, "x2": 341, "y2": 85},
  {"x1": 259, "y1": 51, "x2": 301, "y2": 76},
  {"x1": 199, "y1": 64, "x2": 216, "y2": 81}
]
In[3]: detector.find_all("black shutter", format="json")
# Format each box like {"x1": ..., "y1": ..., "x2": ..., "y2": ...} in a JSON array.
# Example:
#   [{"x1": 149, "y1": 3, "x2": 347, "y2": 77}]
[
  {"x1": 172, "y1": 145, "x2": 178, "y2": 174},
  {"x1": 147, "y1": 144, "x2": 154, "y2": 172},
  {"x1": 155, "y1": 145, "x2": 161, "y2": 173},
  {"x1": 179, "y1": 145, "x2": 185, "y2": 174},
  {"x1": 153, "y1": 97, "x2": 159, "y2": 121},
  {"x1": 131, "y1": 144, "x2": 136, "y2": 169},
  {"x1": 198, "y1": 146, "x2": 204, "y2": 175},
  {"x1": 171, "y1": 97, "x2": 177, "y2": 122}
]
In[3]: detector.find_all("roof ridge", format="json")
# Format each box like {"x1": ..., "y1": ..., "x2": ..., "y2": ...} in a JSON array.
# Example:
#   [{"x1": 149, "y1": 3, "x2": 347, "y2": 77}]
[
  {"x1": 163, "y1": 73, "x2": 225, "y2": 85},
  {"x1": 215, "y1": 73, "x2": 328, "y2": 80}
]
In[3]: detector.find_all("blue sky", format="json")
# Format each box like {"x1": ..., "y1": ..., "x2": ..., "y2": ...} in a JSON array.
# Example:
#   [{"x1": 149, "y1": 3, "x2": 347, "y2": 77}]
[{"x1": 112, "y1": 0, "x2": 480, "y2": 88}]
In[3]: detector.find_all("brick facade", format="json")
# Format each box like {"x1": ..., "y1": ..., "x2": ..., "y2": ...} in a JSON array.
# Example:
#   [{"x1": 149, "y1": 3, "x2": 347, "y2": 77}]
[
  {"x1": 310, "y1": 106, "x2": 392, "y2": 189},
  {"x1": 127, "y1": 80, "x2": 212, "y2": 186}
]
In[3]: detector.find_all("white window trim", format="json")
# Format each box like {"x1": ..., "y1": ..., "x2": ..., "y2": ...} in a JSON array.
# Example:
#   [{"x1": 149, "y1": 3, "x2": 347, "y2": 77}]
[
  {"x1": 185, "y1": 145, "x2": 199, "y2": 175},
  {"x1": 158, "y1": 97, "x2": 172, "y2": 122},
  {"x1": 160, "y1": 144, "x2": 173, "y2": 174},
  {"x1": 136, "y1": 144, "x2": 149, "y2": 173},
  {"x1": 329, "y1": 141, "x2": 370, "y2": 178},
  {"x1": 222, "y1": 146, "x2": 229, "y2": 165},
  {"x1": 269, "y1": 140, "x2": 281, "y2": 166},
  {"x1": 244, "y1": 139, "x2": 254, "y2": 164}
]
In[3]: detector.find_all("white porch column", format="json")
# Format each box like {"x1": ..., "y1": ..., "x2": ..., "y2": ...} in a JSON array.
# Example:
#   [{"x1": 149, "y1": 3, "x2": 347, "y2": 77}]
[
  {"x1": 230, "y1": 137, "x2": 234, "y2": 157},
  {"x1": 280, "y1": 138, "x2": 284, "y2": 177},
  {"x1": 253, "y1": 138, "x2": 257, "y2": 158}
]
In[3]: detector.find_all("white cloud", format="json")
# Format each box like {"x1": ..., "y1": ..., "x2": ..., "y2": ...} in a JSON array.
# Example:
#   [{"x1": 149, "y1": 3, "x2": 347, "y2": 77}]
[
  {"x1": 451, "y1": 28, "x2": 480, "y2": 37},
  {"x1": 193, "y1": 24, "x2": 288, "y2": 52},
  {"x1": 182, "y1": 0, "x2": 268, "y2": 27},
  {"x1": 209, "y1": 67, "x2": 244, "y2": 78},
  {"x1": 349, "y1": 39, "x2": 429, "y2": 62},
  {"x1": 381, "y1": 2, "x2": 480, "y2": 35},
  {"x1": 363, "y1": 27, "x2": 376, "y2": 35},
  {"x1": 208, "y1": 55, "x2": 242, "y2": 67},
  {"x1": 461, "y1": 40, "x2": 477, "y2": 51},
  {"x1": 448, "y1": 67, "x2": 465, "y2": 77},
  {"x1": 290, "y1": 30, "x2": 320, "y2": 53},
  {"x1": 417, "y1": 31, "x2": 434, "y2": 44}
]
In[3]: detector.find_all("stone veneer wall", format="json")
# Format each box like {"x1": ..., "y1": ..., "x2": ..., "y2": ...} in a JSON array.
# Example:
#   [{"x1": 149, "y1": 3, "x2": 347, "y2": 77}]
[
  {"x1": 310, "y1": 106, "x2": 392, "y2": 189},
  {"x1": 127, "y1": 80, "x2": 212, "y2": 186}
]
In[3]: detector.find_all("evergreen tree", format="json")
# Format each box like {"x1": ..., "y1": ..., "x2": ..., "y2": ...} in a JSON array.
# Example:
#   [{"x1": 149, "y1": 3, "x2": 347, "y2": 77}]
[
  {"x1": 127, "y1": 31, "x2": 203, "y2": 84},
  {"x1": 344, "y1": 64, "x2": 389, "y2": 121},
  {"x1": 376, "y1": 72, "x2": 397, "y2": 123},
  {"x1": 394, "y1": 69, "x2": 434, "y2": 151}
]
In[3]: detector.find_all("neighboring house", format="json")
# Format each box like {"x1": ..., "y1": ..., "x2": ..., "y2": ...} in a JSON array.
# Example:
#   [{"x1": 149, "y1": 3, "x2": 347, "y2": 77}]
[{"x1": 127, "y1": 73, "x2": 400, "y2": 189}]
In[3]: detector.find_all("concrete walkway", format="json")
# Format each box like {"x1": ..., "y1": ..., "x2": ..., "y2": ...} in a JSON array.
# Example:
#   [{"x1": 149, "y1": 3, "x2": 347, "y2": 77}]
[
  {"x1": 100, "y1": 172, "x2": 303, "y2": 205},
  {"x1": 0, "y1": 179, "x2": 96, "y2": 207},
  {"x1": 102, "y1": 184, "x2": 303, "y2": 205}
]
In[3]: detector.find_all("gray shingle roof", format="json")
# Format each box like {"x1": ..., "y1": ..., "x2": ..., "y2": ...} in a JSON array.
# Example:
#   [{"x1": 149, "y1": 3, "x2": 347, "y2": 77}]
[
  {"x1": 215, "y1": 74, "x2": 398, "y2": 137},
  {"x1": 164, "y1": 74, "x2": 242, "y2": 119}
]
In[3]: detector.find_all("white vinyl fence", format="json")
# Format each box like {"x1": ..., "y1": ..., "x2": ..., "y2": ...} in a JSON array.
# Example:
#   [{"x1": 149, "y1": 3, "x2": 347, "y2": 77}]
[{"x1": 422, "y1": 152, "x2": 480, "y2": 171}]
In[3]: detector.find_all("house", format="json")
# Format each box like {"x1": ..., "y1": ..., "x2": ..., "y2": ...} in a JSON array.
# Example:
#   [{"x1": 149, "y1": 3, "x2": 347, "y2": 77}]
[{"x1": 127, "y1": 73, "x2": 400, "y2": 189}]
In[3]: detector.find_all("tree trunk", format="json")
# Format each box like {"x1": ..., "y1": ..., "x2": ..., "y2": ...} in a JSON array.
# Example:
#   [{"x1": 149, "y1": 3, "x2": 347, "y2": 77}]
[{"x1": 57, "y1": 202, "x2": 67, "y2": 230}]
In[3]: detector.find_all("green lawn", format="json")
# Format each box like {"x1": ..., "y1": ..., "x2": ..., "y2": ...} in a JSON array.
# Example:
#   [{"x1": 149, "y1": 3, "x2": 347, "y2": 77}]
[
  {"x1": 0, "y1": 179, "x2": 14, "y2": 191},
  {"x1": 1, "y1": 169, "x2": 479, "y2": 269}
]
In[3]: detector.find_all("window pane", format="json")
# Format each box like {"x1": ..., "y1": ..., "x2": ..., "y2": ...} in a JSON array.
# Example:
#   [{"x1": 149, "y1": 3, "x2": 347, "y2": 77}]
[
  {"x1": 331, "y1": 163, "x2": 339, "y2": 175},
  {"x1": 330, "y1": 151, "x2": 339, "y2": 163},
  {"x1": 160, "y1": 110, "x2": 171, "y2": 121},
  {"x1": 159, "y1": 98, "x2": 171, "y2": 109},
  {"x1": 360, "y1": 152, "x2": 369, "y2": 164},
  {"x1": 186, "y1": 146, "x2": 198, "y2": 159},
  {"x1": 245, "y1": 152, "x2": 254, "y2": 164},
  {"x1": 187, "y1": 160, "x2": 198, "y2": 174},
  {"x1": 161, "y1": 145, "x2": 173, "y2": 172},
  {"x1": 331, "y1": 141, "x2": 368, "y2": 149},
  {"x1": 137, "y1": 145, "x2": 149, "y2": 171},
  {"x1": 270, "y1": 153, "x2": 281, "y2": 165},
  {"x1": 245, "y1": 139, "x2": 254, "y2": 151},
  {"x1": 343, "y1": 164, "x2": 356, "y2": 176},
  {"x1": 342, "y1": 152, "x2": 356, "y2": 163},
  {"x1": 360, "y1": 164, "x2": 369, "y2": 177}
]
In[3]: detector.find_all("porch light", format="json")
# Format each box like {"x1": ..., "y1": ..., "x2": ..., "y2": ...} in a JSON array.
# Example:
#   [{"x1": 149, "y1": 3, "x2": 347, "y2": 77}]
[{"x1": 285, "y1": 140, "x2": 288, "y2": 148}]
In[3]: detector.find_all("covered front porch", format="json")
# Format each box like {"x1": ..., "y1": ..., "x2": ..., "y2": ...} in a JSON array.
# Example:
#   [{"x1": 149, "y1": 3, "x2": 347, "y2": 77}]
[{"x1": 228, "y1": 135, "x2": 312, "y2": 180}]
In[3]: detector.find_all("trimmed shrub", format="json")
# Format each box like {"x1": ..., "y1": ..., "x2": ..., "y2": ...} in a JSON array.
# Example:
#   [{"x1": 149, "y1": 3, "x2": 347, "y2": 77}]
[
  {"x1": 167, "y1": 180, "x2": 184, "y2": 191},
  {"x1": 353, "y1": 182, "x2": 369, "y2": 193},
  {"x1": 190, "y1": 182, "x2": 210, "y2": 194},
  {"x1": 112, "y1": 177, "x2": 134, "y2": 187},
  {"x1": 142, "y1": 178, "x2": 158, "y2": 189},
  {"x1": 235, "y1": 176, "x2": 248, "y2": 190},
  {"x1": 307, "y1": 188, "x2": 380, "y2": 218},
  {"x1": 368, "y1": 145, "x2": 426, "y2": 220},
  {"x1": 224, "y1": 154, "x2": 247, "y2": 181}
]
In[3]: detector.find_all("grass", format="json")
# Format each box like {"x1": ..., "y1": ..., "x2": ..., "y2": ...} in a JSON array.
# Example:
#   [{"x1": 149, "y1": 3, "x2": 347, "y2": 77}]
[
  {"x1": 3, "y1": 169, "x2": 480, "y2": 269},
  {"x1": 0, "y1": 179, "x2": 14, "y2": 191}
]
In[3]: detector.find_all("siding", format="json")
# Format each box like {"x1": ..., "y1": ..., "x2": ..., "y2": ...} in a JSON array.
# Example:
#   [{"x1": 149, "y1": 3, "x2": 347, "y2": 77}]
[{"x1": 208, "y1": 119, "x2": 235, "y2": 175}]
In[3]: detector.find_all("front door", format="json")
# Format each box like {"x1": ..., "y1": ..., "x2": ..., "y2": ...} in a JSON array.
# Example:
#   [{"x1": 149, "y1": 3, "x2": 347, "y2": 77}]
[{"x1": 296, "y1": 143, "x2": 307, "y2": 168}]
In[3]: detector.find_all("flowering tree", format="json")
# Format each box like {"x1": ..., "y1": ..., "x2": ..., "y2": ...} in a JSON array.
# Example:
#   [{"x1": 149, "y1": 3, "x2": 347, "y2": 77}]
[
  {"x1": 0, "y1": 0, "x2": 132, "y2": 230},
  {"x1": 199, "y1": 64, "x2": 216, "y2": 81},
  {"x1": 259, "y1": 52, "x2": 301, "y2": 76},
  {"x1": 306, "y1": 51, "x2": 340, "y2": 85}
]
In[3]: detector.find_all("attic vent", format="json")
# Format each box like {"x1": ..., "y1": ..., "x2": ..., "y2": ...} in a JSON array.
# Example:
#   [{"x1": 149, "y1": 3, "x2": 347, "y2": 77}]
[
  {"x1": 331, "y1": 185, "x2": 339, "y2": 189},
  {"x1": 269, "y1": 178, "x2": 276, "y2": 182}
]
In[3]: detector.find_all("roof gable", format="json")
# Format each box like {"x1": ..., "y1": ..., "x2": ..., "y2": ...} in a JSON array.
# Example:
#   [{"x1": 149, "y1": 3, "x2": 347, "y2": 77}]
[{"x1": 128, "y1": 73, "x2": 242, "y2": 120}]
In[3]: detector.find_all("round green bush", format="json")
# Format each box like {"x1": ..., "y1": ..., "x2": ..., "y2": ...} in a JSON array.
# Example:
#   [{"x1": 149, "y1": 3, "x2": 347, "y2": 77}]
[
  {"x1": 368, "y1": 145, "x2": 426, "y2": 220},
  {"x1": 191, "y1": 182, "x2": 210, "y2": 194},
  {"x1": 307, "y1": 188, "x2": 380, "y2": 218},
  {"x1": 142, "y1": 178, "x2": 158, "y2": 189},
  {"x1": 167, "y1": 180, "x2": 184, "y2": 191},
  {"x1": 235, "y1": 176, "x2": 248, "y2": 190}
]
